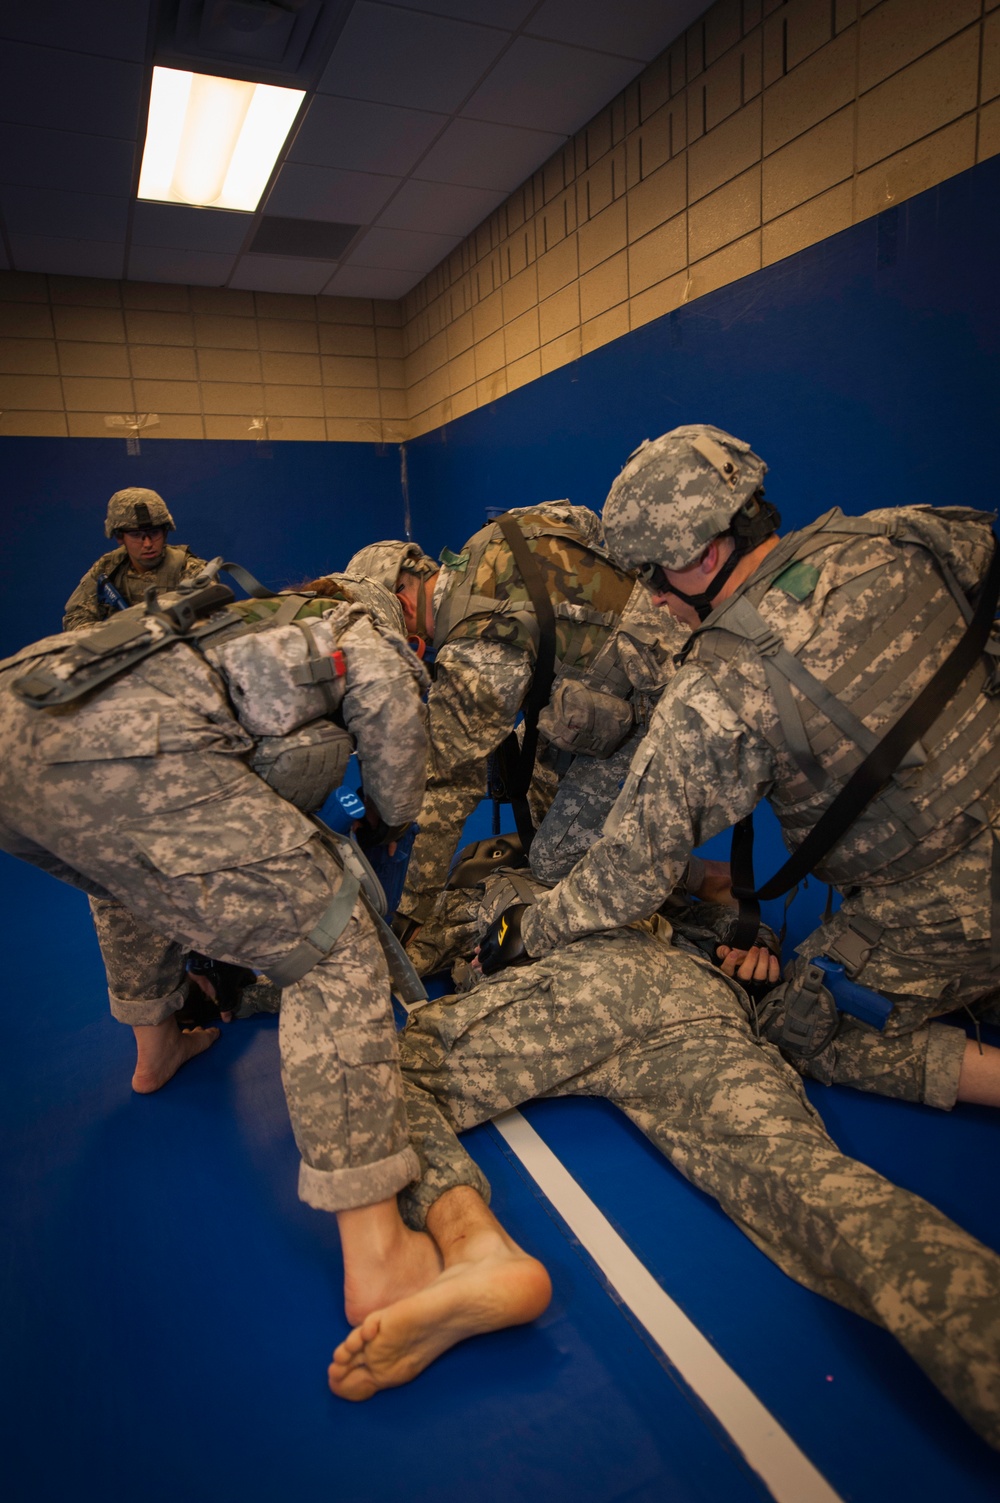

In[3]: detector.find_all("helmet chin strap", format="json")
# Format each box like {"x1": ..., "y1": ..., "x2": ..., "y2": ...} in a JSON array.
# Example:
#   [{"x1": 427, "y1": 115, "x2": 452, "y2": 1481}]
[{"x1": 664, "y1": 544, "x2": 744, "y2": 622}]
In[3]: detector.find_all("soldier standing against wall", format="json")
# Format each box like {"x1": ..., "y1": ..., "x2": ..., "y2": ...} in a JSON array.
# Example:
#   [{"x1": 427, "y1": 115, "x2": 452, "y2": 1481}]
[
  {"x1": 62, "y1": 487, "x2": 206, "y2": 631},
  {"x1": 479, "y1": 425, "x2": 1000, "y2": 1116}
]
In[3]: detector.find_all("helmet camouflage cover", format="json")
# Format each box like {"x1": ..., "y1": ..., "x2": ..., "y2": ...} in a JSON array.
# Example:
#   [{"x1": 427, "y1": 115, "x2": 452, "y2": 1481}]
[
  {"x1": 603, "y1": 425, "x2": 767, "y2": 572},
  {"x1": 105, "y1": 487, "x2": 175, "y2": 538},
  {"x1": 344, "y1": 540, "x2": 437, "y2": 592}
]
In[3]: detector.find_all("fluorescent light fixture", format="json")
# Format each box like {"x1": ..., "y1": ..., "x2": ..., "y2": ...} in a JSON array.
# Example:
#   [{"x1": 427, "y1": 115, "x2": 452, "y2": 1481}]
[{"x1": 138, "y1": 66, "x2": 304, "y2": 212}]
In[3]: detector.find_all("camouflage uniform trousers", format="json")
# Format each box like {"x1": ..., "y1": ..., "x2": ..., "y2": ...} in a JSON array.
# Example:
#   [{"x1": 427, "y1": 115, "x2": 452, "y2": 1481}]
[
  {"x1": 788, "y1": 828, "x2": 1000, "y2": 1110},
  {"x1": 529, "y1": 729, "x2": 646, "y2": 885},
  {"x1": 0, "y1": 668, "x2": 417, "y2": 1213},
  {"x1": 87, "y1": 894, "x2": 281, "y2": 1025},
  {"x1": 403, "y1": 636, "x2": 556, "y2": 976},
  {"x1": 397, "y1": 925, "x2": 1000, "y2": 1448}
]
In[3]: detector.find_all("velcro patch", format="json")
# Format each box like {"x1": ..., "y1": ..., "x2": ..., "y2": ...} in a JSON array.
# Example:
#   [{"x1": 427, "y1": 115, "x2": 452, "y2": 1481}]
[{"x1": 772, "y1": 561, "x2": 820, "y2": 601}]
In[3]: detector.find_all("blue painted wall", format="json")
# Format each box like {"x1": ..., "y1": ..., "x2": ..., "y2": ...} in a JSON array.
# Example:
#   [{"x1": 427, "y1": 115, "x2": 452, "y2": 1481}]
[
  {"x1": 406, "y1": 154, "x2": 1000, "y2": 561},
  {"x1": 0, "y1": 436, "x2": 407, "y2": 654},
  {"x1": 2, "y1": 154, "x2": 998, "y2": 944},
  {"x1": 405, "y1": 152, "x2": 1000, "y2": 947}
]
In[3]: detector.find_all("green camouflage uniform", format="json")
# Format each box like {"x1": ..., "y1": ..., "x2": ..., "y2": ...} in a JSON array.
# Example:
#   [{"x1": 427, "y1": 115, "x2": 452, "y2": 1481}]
[
  {"x1": 0, "y1": 597, "x2": 426, "y2": 1213},
  {"x1": 522, "y1": 510, "x2": 1000, "y2": 1109},
  {"x1": 63, "y1": 543, "x2": 207, "y2": 631},
  {"x1": 400, "y1": 505, "x2": 676, "y2": 973},
  {"x1": 399, "y1": 921, "x2": 1000, "y2": 1450}
]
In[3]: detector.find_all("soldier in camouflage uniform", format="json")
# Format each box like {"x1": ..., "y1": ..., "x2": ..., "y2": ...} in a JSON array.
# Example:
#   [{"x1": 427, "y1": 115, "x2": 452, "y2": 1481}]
[
  {"x1": 351, "y1": 886, "x2": 999, "y2": 1446},
  {"x1": 81, "y1": 572, "x2": 407, "y2": 1039},
  {"x1": 0, "y1": 574, "x2": 437, "y2": 1245},
  {"x1": 63, "y1": 488, "x2": 206, "y2": 631},
  {"x1": 479, "y1": 425, "x2": 1000, "y2": 1114},
  {"x1": 346, "y1": 513, "x2": 688, "y2": 975}
]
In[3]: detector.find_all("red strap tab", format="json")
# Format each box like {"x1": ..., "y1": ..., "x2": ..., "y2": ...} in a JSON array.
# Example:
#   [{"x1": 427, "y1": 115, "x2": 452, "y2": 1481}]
[{"x1": 331, "y1": 648, "x2": 347, "y2": 678}]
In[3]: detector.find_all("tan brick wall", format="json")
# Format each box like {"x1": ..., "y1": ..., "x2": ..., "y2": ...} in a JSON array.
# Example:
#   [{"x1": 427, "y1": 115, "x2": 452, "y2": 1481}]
[
  {"x1": 400, "y1": 0, "x2": 1000, "y2": 438},
  {"x1": 1, "y1": 0, "x2": 998, "y2": 443},
  {"x1": 0, "y1": 276, "x2": 402, "y2": 441}
]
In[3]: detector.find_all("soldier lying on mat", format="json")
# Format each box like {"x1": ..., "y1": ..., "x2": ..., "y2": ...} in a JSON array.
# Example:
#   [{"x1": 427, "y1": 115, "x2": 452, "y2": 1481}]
[{"x1": 327, "y1": 874, "x2": 1000, "y2": 1456}]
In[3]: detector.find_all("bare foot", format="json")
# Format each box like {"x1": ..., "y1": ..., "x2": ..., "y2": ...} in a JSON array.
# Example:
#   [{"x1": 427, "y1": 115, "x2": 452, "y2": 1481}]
[
  {"x1": 338, "y1": 1202, "x2": 443, "y2": 1326},
  {"x1": 131, "y1": 1018, "x2": 219, "y2": 1093},
  {"x1": 328, "y1": 1228, "x2": 551, "y2": 1400},
  {"x1": 343, "y1": 1226, "x2": 443, "y2": 1325}
]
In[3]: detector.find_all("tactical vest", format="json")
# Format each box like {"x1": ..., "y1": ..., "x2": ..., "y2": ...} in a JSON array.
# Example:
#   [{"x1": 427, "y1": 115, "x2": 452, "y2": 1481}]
[
  {"x1": 430, "y1": 502, "x2": 661, "y2": 724},
  {"x1": 6, "y1": 572, "x2": 382, "y2": 812},
  {"x1": 433, "y1": 504, "x2": 636, "y2": 680},
  {"x1": 682, "y1": 505, "x2": 1000, "y2": 887},
  {"x1": 100, "y1": 544, "x2": 202, "y2": 610}
]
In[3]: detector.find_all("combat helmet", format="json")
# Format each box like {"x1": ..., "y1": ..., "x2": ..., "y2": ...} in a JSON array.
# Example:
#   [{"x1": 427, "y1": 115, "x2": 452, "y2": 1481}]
[
  {"x1": 603, "y1": 425, "x2": 772, "y2": 573},
  {"x1": 345, "y1": 540, "x2": 437, "y2": 591},
  {"x1": 105, "y1": 487, "x2": 175, "y2": 538}
]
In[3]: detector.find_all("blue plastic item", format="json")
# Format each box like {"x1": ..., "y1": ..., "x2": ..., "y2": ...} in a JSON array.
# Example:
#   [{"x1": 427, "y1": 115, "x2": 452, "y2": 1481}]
[
  {"x1": 335, "y1": 786, "x2": 366, "y2": 822},
  {"x1": 812, "y1": 957, "x2": 892, "y2": 1031}
]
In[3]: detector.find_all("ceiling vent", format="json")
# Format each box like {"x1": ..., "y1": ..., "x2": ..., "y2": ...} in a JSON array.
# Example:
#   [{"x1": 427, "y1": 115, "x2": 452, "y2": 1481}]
[
  {"x1": 249, "y1": 216, "x2": 360, "y2": 258},
  {"x1": 157, "y1": 0, "x2": 353, "y2": 86}
]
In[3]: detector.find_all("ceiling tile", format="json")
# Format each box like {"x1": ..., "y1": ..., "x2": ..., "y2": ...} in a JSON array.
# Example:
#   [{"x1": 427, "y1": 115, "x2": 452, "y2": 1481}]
[
  {"x1": 416, "y1": 117, "x2": 567, "y2": 192},
  {"x1": 526, "y1": 0, "x2": 704, "y2": 62},
  {"x1": 9, "y1": 235, "x2": 125, "y2": 279},
  {"x1": 131, "y1": 203, "x2": 251, "y2": 253},
  {"x1": 0, "y1": 43, "x2": 142, "y2": 138},
  {"x1": 383, "y1": 0, "x2": 535, "y2": 24},
  {"x1": 317, "y1": 3, "x2": 509, "y2": 114},
  {"x1": 289, "y1": 96, "x2": 448, "y2": 176},
  {"x1": 127, "y1": 247, "x2": 237, "y2": 286},
  {"x1": 0, "y1": 125, "x2": 135, "y2": 197},
  {"x1": 1, "y1": 186, "x2": 129, "y2": 242},
  {"x1": 324, "y1": 265, "x2": 418, "y2": 299},
  {"x1": 0, "y1": 1, "x2": 149, "y2": 60},
  {"x1": 378, "y1": 179, "x2": 506, "y2": 238},
  {"x1": 266, "y1": 163, "x2": 400, "y2": 224},
  {"x1": 230, "y1": 255, "x2": 337, "y2": 295},
  {"x1": 462, "y1": 36, "x2": 642, "y2": 133},
  {"x1": 347, "y1": 225, "x2": 461, "y2": 273}
]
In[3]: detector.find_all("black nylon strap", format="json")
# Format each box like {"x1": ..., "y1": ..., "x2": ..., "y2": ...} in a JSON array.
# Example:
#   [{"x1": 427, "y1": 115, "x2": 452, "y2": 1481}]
[
  {"x1": 494, "y1": 515, "x2": 558, "y2": 851},
  {"x1": 731, "y1": 534, "x2": 1000, "y2": 950}
]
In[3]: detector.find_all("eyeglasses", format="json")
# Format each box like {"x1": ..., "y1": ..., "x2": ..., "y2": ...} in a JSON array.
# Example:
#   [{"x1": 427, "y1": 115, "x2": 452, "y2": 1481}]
[
  {"x1": 637, "y1": 561, "x2": 671, "y2": 593},
  {"x1": 121, "y1": 526, "x2": 165, "y2": 541}
]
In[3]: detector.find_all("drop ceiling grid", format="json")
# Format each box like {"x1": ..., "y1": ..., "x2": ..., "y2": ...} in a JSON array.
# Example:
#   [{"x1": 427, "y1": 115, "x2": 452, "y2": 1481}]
[{"x1": 0, "y1": 2, "x2": 708, "y2": 299}]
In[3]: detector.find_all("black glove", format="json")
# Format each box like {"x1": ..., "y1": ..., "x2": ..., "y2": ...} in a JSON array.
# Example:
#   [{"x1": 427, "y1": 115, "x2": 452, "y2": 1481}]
[{"x1": 477, "y1": 904, "x2": 530, "y2": 974}]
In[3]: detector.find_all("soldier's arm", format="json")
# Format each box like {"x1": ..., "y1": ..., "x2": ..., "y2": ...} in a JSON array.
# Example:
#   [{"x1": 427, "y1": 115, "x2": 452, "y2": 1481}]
[
  {"x1": 62, "y1": 563, "x2": 104, "y2": 632},
  {"x1": 338, "y1": 615, "x2": 428, "y2": 828},
  {"x1": 398, "y1": 639, "x2": 532, "y2": 924},
  {"x1": 521, "y1": 667, "x2": 776, "y2": 955}
]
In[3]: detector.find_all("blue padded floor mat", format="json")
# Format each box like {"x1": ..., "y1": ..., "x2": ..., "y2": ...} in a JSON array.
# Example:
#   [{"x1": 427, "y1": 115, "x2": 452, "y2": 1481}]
[{"x1": 2, "y1": 858, "x2": 999, "y2": 1503}]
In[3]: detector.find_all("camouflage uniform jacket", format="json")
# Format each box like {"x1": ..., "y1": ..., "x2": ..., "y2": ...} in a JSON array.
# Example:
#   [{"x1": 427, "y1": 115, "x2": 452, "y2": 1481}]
[
  {"x1": 63, "y1": 543, "x2": 207, "y2": 631},
  {"x1": 401, "y1": 504, "x2": 673, "y2": 925},
  {"x1": 523, "y1": 505, "x2": 1000, "y2": 955}
]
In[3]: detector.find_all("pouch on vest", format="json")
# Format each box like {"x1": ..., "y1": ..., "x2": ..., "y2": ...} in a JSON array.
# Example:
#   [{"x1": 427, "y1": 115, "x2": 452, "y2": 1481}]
[
  {"x1": 249, "y1": 721, "x2": 353, "y2": 811},
  {"x1": 538, "y1": 678, "x2": 634, "y2": 758},
  {"x1": 205, "y1": 617, "x2": 347, "y2": 735}
]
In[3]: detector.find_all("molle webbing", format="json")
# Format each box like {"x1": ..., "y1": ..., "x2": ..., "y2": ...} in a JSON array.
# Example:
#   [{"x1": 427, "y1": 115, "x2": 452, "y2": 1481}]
[{"x1": 722, "y1": 528, "x2": 1000, "y2": 947}]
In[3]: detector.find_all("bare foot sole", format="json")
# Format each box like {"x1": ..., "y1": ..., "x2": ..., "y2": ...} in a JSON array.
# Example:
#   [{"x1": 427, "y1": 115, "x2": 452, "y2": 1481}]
[
  {"x1": 343, "y1": 1228, "x2": 443, "y2": 1327},
  {"x1": 328, "y1": 1248, "x2": 551, "y2": 1401},
  {"x1": 131, "y1": 1023, "x2": 219, "y2": 1093}
]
